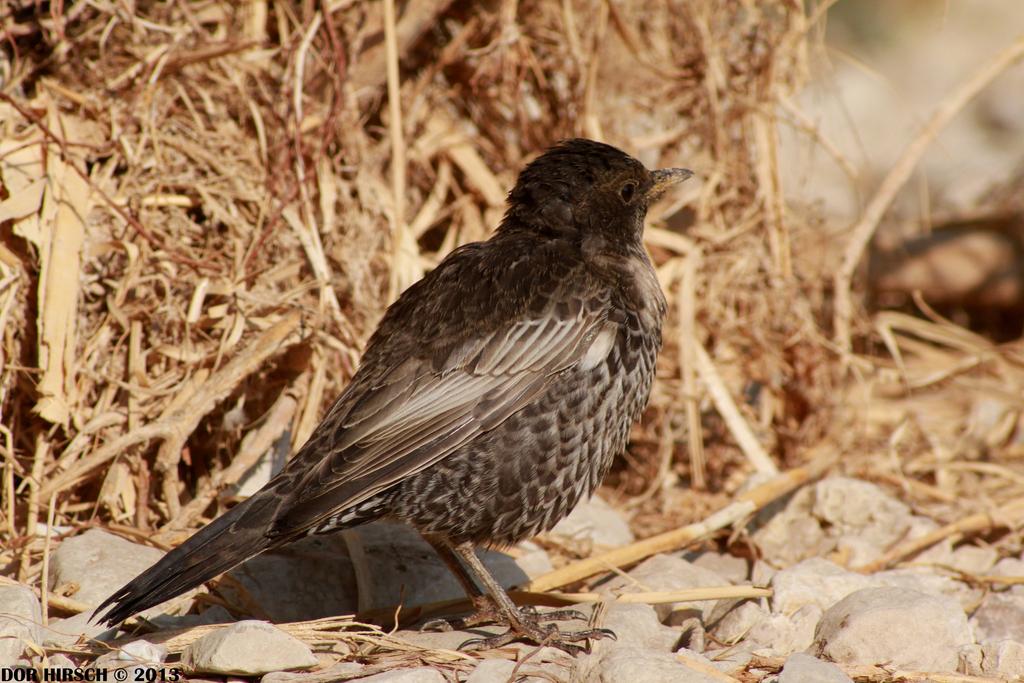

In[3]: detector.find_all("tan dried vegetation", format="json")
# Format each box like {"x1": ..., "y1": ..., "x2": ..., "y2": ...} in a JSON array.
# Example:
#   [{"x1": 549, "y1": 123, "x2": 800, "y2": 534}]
[{"x1": 1, "y1": 0, "x2": 1023, "y2": 676}]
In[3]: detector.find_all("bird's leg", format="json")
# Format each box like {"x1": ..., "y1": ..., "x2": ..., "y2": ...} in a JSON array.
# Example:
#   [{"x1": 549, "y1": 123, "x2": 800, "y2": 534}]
[
  {"x1": 420, "y1": 538, "x2": 588, "y2": 632},
  {"x1": 445, "y1": 540, "x2": 615, "y2": 654},
  {"x1": 516, "y1": 604, "x2": 592, "y2": 624},
  {"x1": 420, "y1": 536, "x2": 503, "y2": 631}
]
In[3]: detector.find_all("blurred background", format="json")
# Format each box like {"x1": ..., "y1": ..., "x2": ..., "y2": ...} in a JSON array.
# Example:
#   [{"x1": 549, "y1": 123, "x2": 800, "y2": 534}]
[{"x1": 1, "y1": 0, "x2": 1023, "y2": 603}]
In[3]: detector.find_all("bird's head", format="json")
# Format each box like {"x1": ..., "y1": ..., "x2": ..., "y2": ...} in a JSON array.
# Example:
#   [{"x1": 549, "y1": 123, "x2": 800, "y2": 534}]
[{"x1": 500, "y1": 138, "x2": 692, "y2": 247}]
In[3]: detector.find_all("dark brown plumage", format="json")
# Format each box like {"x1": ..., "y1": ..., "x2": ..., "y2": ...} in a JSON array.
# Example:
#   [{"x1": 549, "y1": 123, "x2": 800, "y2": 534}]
[{"x1": 95, "y1": 138, "x2": 692, "y2": 651}]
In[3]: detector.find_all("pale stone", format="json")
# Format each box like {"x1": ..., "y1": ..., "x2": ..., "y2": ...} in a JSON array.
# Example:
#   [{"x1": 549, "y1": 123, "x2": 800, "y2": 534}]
[
  {"x1": 601, "y1": 602, "x2": 680, "y2": 651},
  {"x1": 770, "y1": 558, "x2": 874, "y2": 615},
  {"x1": 778, "y1": 653, "x2": 852, "y2": 683},
  {"x1": 813, "y1": 587, "x2": 971, "y2": 672},
  {"x1": 550, "y1": 495, "x2": 635, "y2": 549},
  {"x1": 182, "y1": 620, "x2": 317, "y2": 675},
  {"x1": 0, "y1": 584, "x2": 42, "y2": 666},
  {"x1": 746, "y1": 604, "x2": 822, "y2": 656},
  {"x1": 972, "y1": 593, "x2": 1024, "y2": 643},
  {"x1": 599, "y1": 553, "x2": 728, "y2": 623},
  {"x1": 465, "y1": 659, "x2": 517, "y2": 682},
  {"x1": 358, "y1": 668, "x2": 446, "y2": 682},
  {"x1": 598, "y1": 646, "x2": 721, "y2": 683},
  {"x1": 980, "y1": 640, "x2": 1024, "y2": 678},
  {"x1": 119, "y1": 639, "x2": 167, "y2": 664},
  {"x1": 49, "y1": 530, "x2": 165, "y2": 607},
  {"x1": 44, "y1": 610, "x2": 118, "y2": 648}
]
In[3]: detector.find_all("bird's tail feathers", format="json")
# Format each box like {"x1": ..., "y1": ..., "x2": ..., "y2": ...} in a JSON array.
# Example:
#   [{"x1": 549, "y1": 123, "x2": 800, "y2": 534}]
[{"x1": 92, "y1": 490, "x2": 280, "y2": 626}]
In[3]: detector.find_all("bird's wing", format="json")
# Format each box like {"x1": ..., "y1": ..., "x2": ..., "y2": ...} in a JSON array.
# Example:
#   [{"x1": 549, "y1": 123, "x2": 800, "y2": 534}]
[{"x1": 268, "y1": 288, "x2": 615, "y2": 538}]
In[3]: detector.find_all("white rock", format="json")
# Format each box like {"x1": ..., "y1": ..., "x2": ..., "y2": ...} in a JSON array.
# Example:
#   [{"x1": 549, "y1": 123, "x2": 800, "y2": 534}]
[
  {"x1": 980, "y1": 640, "x2": 1024, "y2": 678},
  {"x1": 119, "y1": 638, "x2": 166, "y2": 663},
  {"x1": 677, "y1": 648, "x2": 733, "y2": 680},
  {"x1": 0, "y1": 584, "x2": 42, "y2": 666},
  {"x1": 601, "y1": 602, "x2": 680, "y2": 651},
  {"x1": 813, "y1": 587, "x2": 972, "y2": 671},
  {"x1": 753, "y1": 503, "x2": 832, "y2": 566},
  {"x1": 948, "y1": 545, "x2": 998, "y2": 575},
  {"x1": 778, "y1": 653, "x2": 852, "y2": 683},
  {"x1": 599, "y1": 553, "x2": 727, "y2": 623},
  {"x1": 991, "y1": 556, "x2": 1024, "y2": 575},
  {"x1": 833, "y1": 527, "x2": 914, "y2": 569},
  {"x1": 465, "y1": 658, "x2": 562, "y2": 682},
  {"x1": 971, "y1": 593, "x2": 1024, "y2": 643},
  {"x1": 119, "y1": 640, "x2": 167, "y2": 664},
  {"x1": 89, "y1": 651, "x2": 126, "y2": 673},
  {"x1": 770, "y1": 558, "x2": 873, "y2": 615},
  {"x1": 44, "y1": 610, "x2": 117, "y2": 648},
  {"x1": 746, "y1": 604, "x2": 822, "y2": 656},
  {"x1": 181, "y1": 620, "x2": 317, "y2": 675},
  {"x1": 874, "y1": 567, "x2": 980, "y2": 611},
  {"x1": 903, "y1": 516, "x2": 954, "y2": 566},
  {"x1": 465, "y1": 658, "x2": 517, "y2": 682},
  {"x1": 812, "y1": 477, "x2": 910, "y2": 530},
  {"x1": 812, "y1": 478, "x2": 915, "y2": 566},
  {"x1": 960, "y1": 643, "x2": 985, "y2": 675},
  {"x1": 90, "y1": 648, "x2": 160, "y2": 681},
  {"x1": 704, "y1": 642, "x2": 755, "y2": 675},
  {"x1": 598, "y1": 646, "x2": 720, "y2": 683},
  {"x1": 358, "y1": 668, "x2": 445, "y2": 682},
  {"x1": 549, "y1": 495, "x2": 634, "y2": 548},
  {"x1": 49, "y1": 530, "x2": 168, "y2": 609},
  {"x1": 989, "y1": 557, "x2": 1024, "y2": 597},
  {"x1": 261, "y1": 662, "x2": 364, "y2": 683},
  {"x1": 713, "y1": 601, "x2": 768, "y2": 644},
  {"x1": 753, "y1": 478, "x2": 947, "y2": 567}
]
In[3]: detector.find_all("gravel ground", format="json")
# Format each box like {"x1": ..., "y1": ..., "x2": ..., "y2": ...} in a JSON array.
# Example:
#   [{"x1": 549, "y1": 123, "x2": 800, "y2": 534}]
[{"x1": 4, "y1": 477, "x2": 1022, "y2": 681}]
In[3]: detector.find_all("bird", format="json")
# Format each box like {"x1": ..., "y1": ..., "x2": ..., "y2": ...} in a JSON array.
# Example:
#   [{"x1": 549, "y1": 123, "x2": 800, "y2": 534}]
[{"x1": 94, "y1": 138, "x2": 692, "y2": 653}]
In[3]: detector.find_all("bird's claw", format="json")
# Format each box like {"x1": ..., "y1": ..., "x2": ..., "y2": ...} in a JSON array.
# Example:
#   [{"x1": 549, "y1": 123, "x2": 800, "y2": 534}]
[
  {"x1": 455, "y1": 606, "x2": 615, "y2": 655},
  {"x1": 459, "y1": 623, "x2": 614, "y2": 654},
  {"x1": 423, "y1": 602, "x2": 612, "y2": 654},
  {"x1": 420, "y1": 617, "x2": 457, "y2": 632},
  {"x1": 518, "y1": 605, "x2": 590, "y2": 623}
]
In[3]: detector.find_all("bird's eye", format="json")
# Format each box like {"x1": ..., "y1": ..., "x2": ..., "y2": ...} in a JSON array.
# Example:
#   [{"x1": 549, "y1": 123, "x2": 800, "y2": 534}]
[{"x1": 620, "y1": 182, "x2": 637, "y2": 203}]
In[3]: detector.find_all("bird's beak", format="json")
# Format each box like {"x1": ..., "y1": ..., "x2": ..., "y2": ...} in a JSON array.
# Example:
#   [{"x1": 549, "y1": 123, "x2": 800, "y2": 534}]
[{"x1": 647, "y1": 168, "x2": 694, "y2": 201}]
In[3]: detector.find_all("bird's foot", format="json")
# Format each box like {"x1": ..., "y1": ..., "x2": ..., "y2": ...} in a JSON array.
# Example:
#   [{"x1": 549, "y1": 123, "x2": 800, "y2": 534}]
[
  {"x1": 422, "y1": 601, "x2": 612, "y2": 654},
  {"x1": 459, "y1": 616, "x2": 615, "y2": 655},
  {"x1": 421, "y1": 595, "x2": 505, "y2": 632},
  {"x1": 517, "y1": 605, "x2": 591, "y2": 623},
  {"x1": 422, "y1": 600, "x2": 590, "y2": 633}
]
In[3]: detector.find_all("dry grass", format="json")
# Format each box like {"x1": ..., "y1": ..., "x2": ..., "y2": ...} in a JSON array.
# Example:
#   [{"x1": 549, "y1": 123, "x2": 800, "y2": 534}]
[{"x1": 2, "y1": 0, "x2": 1024, "y2": 675}]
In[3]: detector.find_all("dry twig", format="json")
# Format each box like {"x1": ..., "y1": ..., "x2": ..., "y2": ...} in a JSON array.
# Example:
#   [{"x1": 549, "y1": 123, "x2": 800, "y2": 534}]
[
  {"x1": 833, "y1": 35, "x2": 1024, "y2": 356},
  {"x1": 525, "y1": 449, "x2": 835, "y2": 591},
  {"x1": 39, "y1": 313, "x2": 304, "y2": 502}
]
